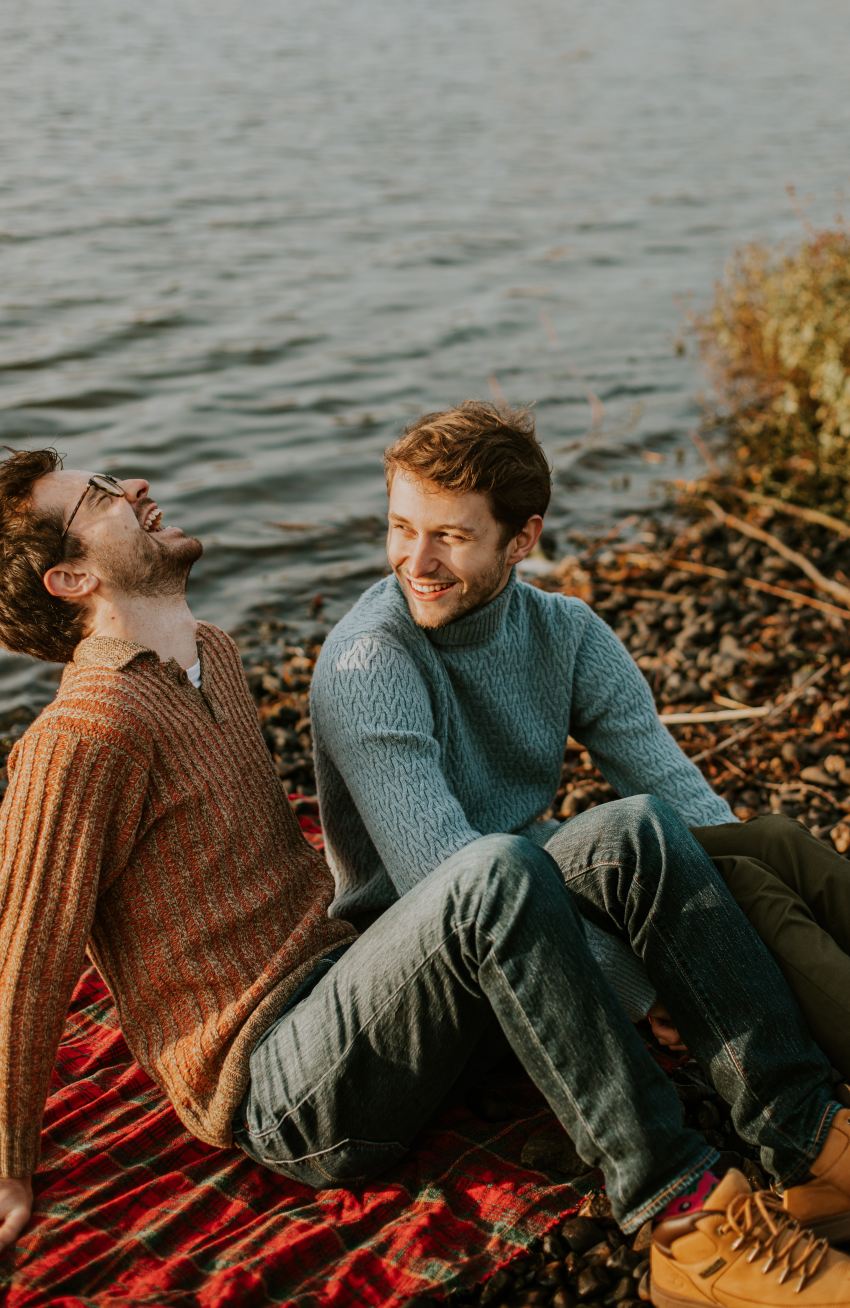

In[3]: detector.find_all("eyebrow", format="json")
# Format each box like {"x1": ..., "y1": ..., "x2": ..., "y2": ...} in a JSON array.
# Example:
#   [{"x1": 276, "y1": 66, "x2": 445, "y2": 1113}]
[{"x1": 389, "y1": 514, "x2": 478, "y2": 535}]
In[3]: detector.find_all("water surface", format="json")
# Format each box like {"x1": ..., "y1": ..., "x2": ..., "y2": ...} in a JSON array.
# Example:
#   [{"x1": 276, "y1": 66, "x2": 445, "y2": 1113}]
[{"x1": 2, "y1": 0, "x2": 849, "y2": 715}]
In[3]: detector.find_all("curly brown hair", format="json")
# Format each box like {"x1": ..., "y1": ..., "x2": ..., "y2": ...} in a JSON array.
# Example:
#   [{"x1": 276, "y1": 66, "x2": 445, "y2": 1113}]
[
  {"x1": 384, "y1": 401, "x2": 552, "y2": 537},
  {"x1": 0, "y1": 448, "x2": 87, "y2": 663}
]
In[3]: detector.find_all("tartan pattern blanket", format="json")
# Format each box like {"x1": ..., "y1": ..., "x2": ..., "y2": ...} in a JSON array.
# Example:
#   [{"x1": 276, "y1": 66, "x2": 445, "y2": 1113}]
[{"x1": 2, "y1": 813, "x2": 583, "y2": 1308}]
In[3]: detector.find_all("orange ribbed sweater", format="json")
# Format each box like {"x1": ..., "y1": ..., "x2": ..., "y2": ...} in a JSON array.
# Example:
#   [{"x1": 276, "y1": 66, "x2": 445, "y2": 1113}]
[{"x1": 0, "y1": 623, "x2": 356, "y2": 1177}]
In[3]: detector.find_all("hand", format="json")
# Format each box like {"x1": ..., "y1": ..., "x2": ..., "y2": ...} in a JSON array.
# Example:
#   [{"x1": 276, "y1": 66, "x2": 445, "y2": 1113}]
[
  {"x1": 647, "y1": 1001, "x2": 688, "y2": 1053},
  {"x1": 0, "y1": 1176, "x2": 33, "y2": 1251}
]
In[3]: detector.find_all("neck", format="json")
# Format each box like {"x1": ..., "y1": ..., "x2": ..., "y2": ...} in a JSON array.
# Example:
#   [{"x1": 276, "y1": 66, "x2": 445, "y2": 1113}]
[{"x1": 88, "y1": 594, "x2": 198, "y2": 668}]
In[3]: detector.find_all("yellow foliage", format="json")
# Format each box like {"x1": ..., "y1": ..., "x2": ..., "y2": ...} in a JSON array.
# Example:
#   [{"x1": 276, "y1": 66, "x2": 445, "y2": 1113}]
[{"x1": 696, "y1": 228, "x2": 850, "y2": 512}]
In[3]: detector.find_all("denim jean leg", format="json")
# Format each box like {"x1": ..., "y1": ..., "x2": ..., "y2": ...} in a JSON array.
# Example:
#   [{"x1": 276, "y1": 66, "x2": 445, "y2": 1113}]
[
  {"x1": 239, "y1": 833, "x2": 715, "y2": 1231},
  {"x1": 545, "y1": 795, "x2": 838, "y2": 1186}
]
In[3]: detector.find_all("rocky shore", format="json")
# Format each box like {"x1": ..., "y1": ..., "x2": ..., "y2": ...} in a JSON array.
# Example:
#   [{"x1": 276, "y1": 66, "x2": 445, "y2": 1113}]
[{"x1": 0, "y1": 483, "x2": 847, "y2": 1305}]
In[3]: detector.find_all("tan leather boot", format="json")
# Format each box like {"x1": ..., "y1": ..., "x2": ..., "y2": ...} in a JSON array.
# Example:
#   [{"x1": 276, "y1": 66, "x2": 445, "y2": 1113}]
[
  {"x1": 651, "y1": 1169, "x2": 850, "y2": 1306},
  {"x1": 783, "y1": 1107, "x2": 850, "y2": 1242}
]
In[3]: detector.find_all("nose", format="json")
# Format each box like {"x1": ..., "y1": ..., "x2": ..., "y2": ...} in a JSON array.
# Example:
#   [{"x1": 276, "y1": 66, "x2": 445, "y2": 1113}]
[
  {"x1": 407, "y1": 534, "x2": 439, "y2": 578},
  {"x1": 121, "y1": 478, "x2": 150, "y2": 503}
]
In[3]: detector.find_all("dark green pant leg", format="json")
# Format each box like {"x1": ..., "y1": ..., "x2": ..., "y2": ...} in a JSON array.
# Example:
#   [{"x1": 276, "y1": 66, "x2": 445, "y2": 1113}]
[
  {"x1": 695, "y1": 815, "x2": 850, "y2": 952},
  {"x1": 693, "y1": 816, "x2": 850, "y2": 1079}
]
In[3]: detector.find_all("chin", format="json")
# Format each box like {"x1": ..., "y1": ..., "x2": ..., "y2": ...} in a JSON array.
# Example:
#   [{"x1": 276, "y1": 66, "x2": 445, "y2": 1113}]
[
  {"x1": 159, "y1": 533, "x2": 203, "y2": 566},
  {"x1": 180, "y1": 535, "x2": 204, "y2": 564},
  {"x1": 407, "y1": 595, "x2": 467, "y2": 629},
  {"x1": 410, "y1": 606, "x2": 451, "y2": 630}
]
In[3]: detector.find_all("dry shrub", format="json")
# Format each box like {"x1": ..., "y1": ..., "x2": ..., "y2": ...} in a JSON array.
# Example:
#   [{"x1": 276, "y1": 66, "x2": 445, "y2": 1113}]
[{"x1": 697, "y1": 227, "x2": 850, "y2": 513}]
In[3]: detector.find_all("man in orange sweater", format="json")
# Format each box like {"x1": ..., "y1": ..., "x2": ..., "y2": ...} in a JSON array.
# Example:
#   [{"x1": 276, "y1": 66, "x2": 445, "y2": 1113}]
[{"x1": 4, "y1": 448, "x2": 850, "y2": 1308}]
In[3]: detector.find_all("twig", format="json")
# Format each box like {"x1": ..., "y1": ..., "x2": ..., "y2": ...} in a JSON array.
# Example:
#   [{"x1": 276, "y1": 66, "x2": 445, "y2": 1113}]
[
  {"x1": 622, "y1": 552, "x2": 728, "y2": 581},
  {"x1": 730, "y1": 488, "x2": 850, "y2": 539},
  {"x1": 621, "y1": 552, "x2": 850, "y2": 620},
  {"x1": 761, "y1": 780, "x2": 850, "y2": 815},
  {"x1": 713, "y1": 693, "x2": 756, "y2": 710},
  {"x1": 740, "y1": 578, "x2": 850, "y2": 621},
  {"x1": 663, "y1": 558, "x2": 729, "y2": 581},
  {"x1": 702, "y1": 498, "x2": 850, "y2": 608},
  {"x1": 688, "y1": 662, "x2": 833, "y2": 764},
  {"x1": 660, "y1": 706, "x2": 772, "y2": 725},
  {"x1": 619, "y1": 586, "x2": 691, "y2": 604}
]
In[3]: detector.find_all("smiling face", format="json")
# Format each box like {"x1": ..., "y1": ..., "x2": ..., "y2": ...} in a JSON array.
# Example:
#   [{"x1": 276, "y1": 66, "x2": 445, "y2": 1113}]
[
  {"x1": 32, "y1": 468, "x2": 203, "y2": 599},
  {"x1": 387, "y1": 471, "x2": 539, "y2": 629}
]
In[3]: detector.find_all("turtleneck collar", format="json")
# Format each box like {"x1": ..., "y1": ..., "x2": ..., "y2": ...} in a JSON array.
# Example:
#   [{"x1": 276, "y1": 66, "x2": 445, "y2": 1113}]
[{"x1": 425, "y1": 569, "x2": 517, "y2": 649}]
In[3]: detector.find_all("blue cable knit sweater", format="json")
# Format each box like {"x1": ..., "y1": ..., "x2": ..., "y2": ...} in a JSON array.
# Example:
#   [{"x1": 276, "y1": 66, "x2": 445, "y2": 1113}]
[{"x1": 311, "y1": 570, "x2": 735, "y2": 1016}]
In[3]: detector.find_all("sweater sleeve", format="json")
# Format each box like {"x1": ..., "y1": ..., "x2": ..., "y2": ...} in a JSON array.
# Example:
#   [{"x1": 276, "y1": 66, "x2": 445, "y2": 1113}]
[
  {"x1": 0, "y1": 728, "x2": 148, "y2": 1176},
  {"x1": 311, "y1": 634, "x2": 482, "y2": 896},
  {"x1": 569, "y1": 605, "x2": 735, "y2": 827}
]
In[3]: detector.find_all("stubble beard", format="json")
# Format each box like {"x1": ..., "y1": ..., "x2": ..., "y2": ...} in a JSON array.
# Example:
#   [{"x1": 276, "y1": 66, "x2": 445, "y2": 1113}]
[
  {"x1": 103, "y1": 531, "x2": 204, "y2": 599},
  {"x1": 402, "y1": 552, "x2": 511, "y2": 630}
]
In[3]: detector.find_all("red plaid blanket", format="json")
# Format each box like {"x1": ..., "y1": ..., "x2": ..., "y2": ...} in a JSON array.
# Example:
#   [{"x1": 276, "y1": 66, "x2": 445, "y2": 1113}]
[{"x1": 2, "y1": 815, "x2": 582, "y2": 1308}]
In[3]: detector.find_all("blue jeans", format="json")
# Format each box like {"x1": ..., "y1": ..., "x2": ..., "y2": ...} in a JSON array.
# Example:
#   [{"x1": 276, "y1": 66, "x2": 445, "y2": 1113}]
[
  {"x1": 235, "y1": 801, "x2": 838, "y2": 1232},
  {"x1": 545, "y1": 797, "x2": 838, "y2": 1188}
]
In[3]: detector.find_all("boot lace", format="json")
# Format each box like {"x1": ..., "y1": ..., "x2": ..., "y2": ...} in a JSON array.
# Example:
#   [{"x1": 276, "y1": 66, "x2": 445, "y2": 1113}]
[{"x1": 719, "y1": 1189, "x2": 829, "y2": 1293}]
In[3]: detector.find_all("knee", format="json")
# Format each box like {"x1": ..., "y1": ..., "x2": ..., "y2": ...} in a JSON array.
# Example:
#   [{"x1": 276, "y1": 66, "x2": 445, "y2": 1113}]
[
  {"x1": 618, "y1": 793, "x2": 685, "y2": 837},
  {"x1": 448, "y1": 833, "x2": 561, "y2": 904},
  {"x1": 744, "y1": 812, "x2": 807, "y2": 852},
  {"x1": 459, "y1": 832, "x2": 556, "y2": 882}
]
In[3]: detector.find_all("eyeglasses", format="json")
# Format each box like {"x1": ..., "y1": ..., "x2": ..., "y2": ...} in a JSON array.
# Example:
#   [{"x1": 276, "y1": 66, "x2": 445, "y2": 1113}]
[{"x1": 60, "y1": 473, "x2": 126, "y2": 543}]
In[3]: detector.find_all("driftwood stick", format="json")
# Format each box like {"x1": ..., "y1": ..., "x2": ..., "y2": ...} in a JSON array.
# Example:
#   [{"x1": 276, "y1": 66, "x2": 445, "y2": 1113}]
[
  {"x1": 663, "y1": 558, "x2": 728, "y2": 580},
  {"x1": 618, "y1": 586, "x2": 690, "y2": 604},
  {"x1": 731, "y1": 487, "x2": 850, "y2": 539},
  {"x1": 660, "y1": 707, "x2": 772, "y2": 725},
  {"x1": 702, "y1": 497, "x2": 850, "y2": 608},
  {"x1": 621, "y1": 553, "x2": 850, "y2": 621},
  {"x1": 761, "y1": 779, "x2": 850, "y2": 814},
  {"x1": 622, "y1": 552, "x2": 728, "y2": 580},
  {"x1": 688, "y1": 661, "x2": 833, "y2": 764},
  {"x1": 740, "y1": 577, "x2": 850, "y2": 621}
]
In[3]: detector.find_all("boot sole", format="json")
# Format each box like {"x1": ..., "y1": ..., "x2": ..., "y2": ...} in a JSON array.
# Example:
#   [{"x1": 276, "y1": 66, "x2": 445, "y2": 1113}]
[{"x1": 650, "y1": 1284, "x2": 712, "y2": 1308}]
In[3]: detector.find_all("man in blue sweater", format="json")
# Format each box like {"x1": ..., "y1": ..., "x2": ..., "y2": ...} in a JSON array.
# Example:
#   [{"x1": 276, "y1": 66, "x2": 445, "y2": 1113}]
[
  {"x1": 306, "y1": 402, "x2": 850, "y2": 1302},
  {"x1": 311, "y1": 400, "x2": 850, "y2": 1063}
]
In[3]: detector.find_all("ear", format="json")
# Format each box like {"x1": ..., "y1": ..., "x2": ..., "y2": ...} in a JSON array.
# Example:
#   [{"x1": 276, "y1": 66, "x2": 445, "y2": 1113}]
[
  {"x1": 505, "y1": 515, "x2": 544, "y2": 565},
  {"x1": 42, "y1": 562, "x2": 99, "y2": 602}
]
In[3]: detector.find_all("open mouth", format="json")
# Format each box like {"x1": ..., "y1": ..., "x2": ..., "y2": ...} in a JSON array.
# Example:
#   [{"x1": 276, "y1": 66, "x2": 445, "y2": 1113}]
[
  {"x1": 141, "y1": 506, "x2": 165, "y2": 533},
  {"x1": 407, "y1": 577, "x2": 457, "y2": 599}
]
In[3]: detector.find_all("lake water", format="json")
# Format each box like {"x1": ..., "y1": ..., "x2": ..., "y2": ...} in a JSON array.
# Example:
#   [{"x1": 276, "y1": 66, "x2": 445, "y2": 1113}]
[{"x1": 2, "y1": 0, "x2": 849, "y2": 717}]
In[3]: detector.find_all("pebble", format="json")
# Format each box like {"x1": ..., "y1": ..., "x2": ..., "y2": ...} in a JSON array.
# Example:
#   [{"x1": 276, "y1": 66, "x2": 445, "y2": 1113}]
[
  {"x1": 832, "y1": 823, "x2": 850, "y2": 855},
  {"x1": 560, "y1": 1219, "x2": 606, "y2": 1255},
  {"x1": 575, "y1": 1266, "x2": 608, "y2": 1298}
]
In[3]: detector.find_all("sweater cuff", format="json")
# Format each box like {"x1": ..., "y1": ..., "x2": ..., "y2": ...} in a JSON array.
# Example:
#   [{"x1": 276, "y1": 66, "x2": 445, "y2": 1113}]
[{"x1": 0, "y1": 1127, "x2": 38, "y2": 1179}]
